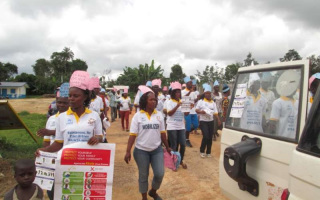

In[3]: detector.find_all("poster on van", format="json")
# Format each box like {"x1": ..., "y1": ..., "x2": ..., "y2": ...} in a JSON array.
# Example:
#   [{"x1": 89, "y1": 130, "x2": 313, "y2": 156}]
[{"x1": 54, "y1": 143, "x2": 116, "y2": 200}]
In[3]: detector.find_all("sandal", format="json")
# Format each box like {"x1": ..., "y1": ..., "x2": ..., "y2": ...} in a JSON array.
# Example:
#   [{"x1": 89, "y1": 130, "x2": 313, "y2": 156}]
[
  {"x1": 180, "y1": 162, "x2": 187, "y2": 169},
  {"x1": 148, "y1": 190, "x2": 162, "y2": 200}
]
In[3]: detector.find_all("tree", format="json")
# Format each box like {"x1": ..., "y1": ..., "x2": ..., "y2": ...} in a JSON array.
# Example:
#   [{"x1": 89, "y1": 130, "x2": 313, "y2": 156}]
[
  {"x1": 0, "y1": 62, "x2": 18, "y2": 81},
  {"x1": 169, "y1": 64, "x2": 186, "y2": 83},
  {"x1": 32, "y1": 59, "x2": 56, "y2": 94},
  {"x1": 243, "y1": 52, "x2": 259, "y2": 67},
  {"x1": 51, "y1": 47, "x2": 74, "y2": 82},
  {"x1": 308, "y1": 55, "x2": 320, "y2": 75},
  {"x1": 14, "y1": 73, "x2": 37, "y2": 94},
  {"x1": 280, "y1": 49, "x2": 302, "y2": 62},
  {"x1": 225, "y1": 62, "x2": 242, "y2": 83},
  {"x1": 196, "y1": 64, "x2": 224, "y2": 86}
]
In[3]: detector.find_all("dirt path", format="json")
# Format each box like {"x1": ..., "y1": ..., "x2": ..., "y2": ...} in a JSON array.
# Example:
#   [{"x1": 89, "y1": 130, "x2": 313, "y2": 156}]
[{"x1": 3, "y1": 98, "x2": 228, "y2": 200}]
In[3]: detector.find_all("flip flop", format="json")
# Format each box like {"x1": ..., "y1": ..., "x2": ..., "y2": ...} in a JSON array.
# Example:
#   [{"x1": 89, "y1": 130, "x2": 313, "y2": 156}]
[{"x1": 148, "y1": 190, "x2": 163, "y2": 200}]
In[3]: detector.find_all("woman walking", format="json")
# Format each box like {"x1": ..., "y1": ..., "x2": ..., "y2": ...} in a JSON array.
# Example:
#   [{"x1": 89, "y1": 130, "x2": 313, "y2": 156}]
[
  {"x1": 119, "y1": 88, "x2": 132, "y2": 131},
  {"x1": 124, "y1": 86, "x2": 171, "y2": 200},
  {"x1": 196, "y1": 84, "x2": 221, "y2": 158}
]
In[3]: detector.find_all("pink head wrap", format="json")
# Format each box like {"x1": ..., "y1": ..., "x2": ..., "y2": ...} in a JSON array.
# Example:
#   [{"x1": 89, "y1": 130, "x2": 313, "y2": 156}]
[
  {"x1": 170, "y1": 81, "x2": 182, "y2": 90},
  {"x1": 163, "y1": 86, "x2": 168, "y2": 91},
  {"x1": 69, "y1": 70, "x2": 90, "y2": 90},
  {"x1": 151, "y1": 79, "x2": 162, "y2": 87},
  {"x1": 182, "y1": 83, "x2": 186, "y2": 87},
  {"x1": 123, "y1": 88, "x2": 128, "y2": 93},
  {"x1": 138, "y1": 85, "x2": 154, "y2": 94}
]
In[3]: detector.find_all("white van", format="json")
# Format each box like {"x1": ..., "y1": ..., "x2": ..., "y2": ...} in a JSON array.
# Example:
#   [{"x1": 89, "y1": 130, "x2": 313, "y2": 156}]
[{"x1": 219, "y1": 60, "x2": 320, "y2": 200}]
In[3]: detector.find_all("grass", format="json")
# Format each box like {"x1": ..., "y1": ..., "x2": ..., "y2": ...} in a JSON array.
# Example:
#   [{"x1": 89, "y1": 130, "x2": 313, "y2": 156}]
[{"x1": 0, "y1": 111, "x2": 46, "y2": 163}]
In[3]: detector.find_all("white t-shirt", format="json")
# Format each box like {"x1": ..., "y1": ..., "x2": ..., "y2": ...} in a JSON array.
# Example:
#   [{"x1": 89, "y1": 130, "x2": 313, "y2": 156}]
[
  {"x1": 270, "y1": 97, "x2": 298, "y2": 138},
  {"x1": 129, "y1": 110, "x2": 166, "y2": 151},
  {"x1": 260, "y1": 88, "x2": 276, "y2": 120},
  {"x1": 89, "y1": 96, "x2": 104, "y2": 114},
  {"x1": 119, "y1": 97, "x2": 131, "y2": 111},
  {"x1": 196, "y1": 98, "x2": 218, "y2": 121},
  {"x1": 240, "y1": 93, "x2": 267, "y2": 133},
  {"x1": 55, "y1": 108, "x2": 103, "y2": 146},
  {"x1": 43, "y1": 114, "x2": 57, "y2": 145},
  {"x1": 181, "y1": 88, "x2": 197, "y2": 114},
  {"x1": 166, "y1": 99, "x2": 185, "y2": 130}
]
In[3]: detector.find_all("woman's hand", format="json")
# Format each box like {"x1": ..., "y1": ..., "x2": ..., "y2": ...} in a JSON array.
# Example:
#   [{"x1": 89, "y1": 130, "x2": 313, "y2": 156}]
[
  {"x1": 34, "y1": 148, "x2": 45, "y2": 157},
  {"x1": 87, "y1": 136, "x2": 100, "y2": 145},
  {"x1": 166, "y1": 147, "x2": 172, "y2": 155},
  {"x1": 124, "y1": 152, "x2": 131, "y2": 164}
]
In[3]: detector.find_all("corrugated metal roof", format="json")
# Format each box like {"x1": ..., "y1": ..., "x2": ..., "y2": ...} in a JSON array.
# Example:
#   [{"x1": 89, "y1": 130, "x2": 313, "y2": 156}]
[{"x1": 0, "y1": 82, "x2": 29, "y2": 88}]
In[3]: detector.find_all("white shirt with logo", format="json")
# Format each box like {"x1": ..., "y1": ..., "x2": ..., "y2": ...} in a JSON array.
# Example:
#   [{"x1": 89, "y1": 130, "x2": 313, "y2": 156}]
[
  {"x1": 270, "y1": 97, "x2": 298, "y2": 138},
  {"x1": 129, "y1": 110, "x2": 165, "y2": 152},
  {"x1": 196, "y1": 98, "x2": 218, "y2": 122},
  {"x1": 260, "y1": 88, "x2": 276, "y2": 121},
  {"x1": 89, "y1": 96, "x2": 104, "y2": 114},
  {"x1": 166, "y1": 99, "x2": 185, "y2": 130},
  {"x1": 120, "y1": 97, "x2": 131, "y2": 111},
  {"x1": 240, "y1": 93, "x2": 267, "y2": 133},
  {"x1": 55, "y1": 108, "x2": 102, "y2": 146}
]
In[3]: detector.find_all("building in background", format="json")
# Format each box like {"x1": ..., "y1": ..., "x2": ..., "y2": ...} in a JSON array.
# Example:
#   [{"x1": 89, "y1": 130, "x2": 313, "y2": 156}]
[{"x1": 0, "y1": 82, "x2": 29, "y2": 99}]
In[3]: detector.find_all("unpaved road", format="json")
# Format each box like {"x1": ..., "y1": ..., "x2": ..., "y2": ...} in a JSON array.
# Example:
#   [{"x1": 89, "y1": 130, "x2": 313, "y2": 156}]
[{"x1": 2, "y1": 98, "x2": 228, "y2": 200}]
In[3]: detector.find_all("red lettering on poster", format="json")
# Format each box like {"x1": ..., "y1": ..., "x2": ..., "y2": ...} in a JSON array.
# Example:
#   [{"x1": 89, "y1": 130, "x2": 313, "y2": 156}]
[{"x1": 61, "y1": 148, "x2": 111, "y2": 166}]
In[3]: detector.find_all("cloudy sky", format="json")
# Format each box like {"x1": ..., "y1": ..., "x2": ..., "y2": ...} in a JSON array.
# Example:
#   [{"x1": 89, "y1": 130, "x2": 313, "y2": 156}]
[{"x1": 1, "y1": 0, "x2": 320, "y2": 79}]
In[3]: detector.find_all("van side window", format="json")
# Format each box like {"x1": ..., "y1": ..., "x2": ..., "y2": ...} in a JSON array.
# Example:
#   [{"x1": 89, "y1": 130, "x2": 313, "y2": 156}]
[{"x1": 226, "y1": 68, "x2": 302, "y2": 142}]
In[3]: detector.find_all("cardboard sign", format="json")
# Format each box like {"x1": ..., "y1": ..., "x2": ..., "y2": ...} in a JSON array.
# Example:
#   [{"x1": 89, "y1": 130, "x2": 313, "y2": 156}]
[
  {"x1": 34, "y1": 151, "x2": 57, "y2": 190},
  {"x1": 181, "y1": 96, "x2": 193, "y2": 113},
  {"x1": 54, "y1": 143, "x2": 116, "y2": 200}
]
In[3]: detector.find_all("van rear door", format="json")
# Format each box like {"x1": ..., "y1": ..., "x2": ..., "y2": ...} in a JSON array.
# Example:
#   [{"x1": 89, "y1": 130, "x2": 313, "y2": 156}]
[{"x1": 219, "y1": 60, "x2": 309, "y2": 200}]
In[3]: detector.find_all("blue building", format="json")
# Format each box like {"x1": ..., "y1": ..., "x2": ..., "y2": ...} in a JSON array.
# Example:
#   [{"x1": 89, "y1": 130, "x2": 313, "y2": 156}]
[{"x1": 0, "y1": 82, "x2": 29, "y2": 99}]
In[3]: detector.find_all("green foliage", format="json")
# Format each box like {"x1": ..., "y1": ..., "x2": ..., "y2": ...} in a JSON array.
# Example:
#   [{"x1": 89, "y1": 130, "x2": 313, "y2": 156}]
[
  {"x1": 243, "y1": 52, "x2": 259, "y2": 67},
  {"x1": 225, "y1": 62, "x2": 242, "y2": 83},
  {"x1": 0, "y1": 62, "x2": 18, "y2": 81},
  {"x1": 117, "y1": 60, "x2": 164, "y2": 92},
  {"x1": 308, "y1": 55, "x2": 320, "y2": 75},
  {"x1": 0, "y1": 112, "x2": 45, "y2": 160},
  {"x1": 196, "y1": 64, "x2": 225, "y2": 86},
  {"x1": 280, "y1": 49, "x2": 302, "y2": 62},
  {"x1": 12, "y1": 73, "x2": 37, "y2": 94},
  {"x1": 169, "y1": 64, "x2": 186, "y2": 83}
]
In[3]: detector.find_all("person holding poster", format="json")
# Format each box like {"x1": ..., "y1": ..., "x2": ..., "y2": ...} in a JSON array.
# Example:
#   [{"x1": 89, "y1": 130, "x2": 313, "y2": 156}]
[
  {"x1": 181, "y1": 76, "x2": 198, "y2": 147},
  {"x1": 124, "y1": 86, "x2": 171, "y2": 200},
  {"x1": 35, "y1": 70, "x2": 103, "y2": 155},
  {"x1": 166, "y1": 81, "x2": 188, "y2": 169},
  {"x1": 196, "y1": 84, "x2": 221, "y2": 158}
]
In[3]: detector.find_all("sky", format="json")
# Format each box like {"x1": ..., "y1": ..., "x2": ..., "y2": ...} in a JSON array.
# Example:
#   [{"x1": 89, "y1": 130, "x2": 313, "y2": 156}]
[{"x1": 1, "y1": 0, "x2": 320, "y2": 80}]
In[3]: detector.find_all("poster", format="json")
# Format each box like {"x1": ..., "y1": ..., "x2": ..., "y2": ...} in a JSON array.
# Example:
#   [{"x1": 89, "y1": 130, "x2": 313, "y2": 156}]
[
  {"x1": 230, "y1": 84, "x2": 247, "y2": 118},
  {"x1": 181, "y1": 96, "x2": 193, "y2": 113},
  {"x1": 54, "y1": 143, "x2": 116, "y2": 200},
  {"x1": 34, "y1": 151, "x2": 57, "y2": 190}
]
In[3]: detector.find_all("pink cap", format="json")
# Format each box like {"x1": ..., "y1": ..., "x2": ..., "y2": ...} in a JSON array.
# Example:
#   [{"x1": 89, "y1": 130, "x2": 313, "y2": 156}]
[
  {"x1": 182, "y1": 83, "x2": 186, "y2": 87},
  {"x1": 152, "y1": 79, "x2": 162, "y2": 87},
  {"x1": 138, "y1": 85, "x2": 154, "y2": 94},
  {"x1": 309, "y1": 76, "x2": 316, "y2": 89},
  {"x1": 69, "y1": 71, "x2": 90, "y2": 90},
  {"x1": 88, "y1": 77, "x2": 100, "y2": 90},
  {"x1": 123, "y1": 88, "x2": 128, "y2": 93},
  {"x1": 163, "y1": 86, "x2": 168, "y2": 91},
  {"x1": 113, "y1": 88, "x2": 117, "y2": 92},
  {"x1": 56, "y1": 91, "x2": 60, "y2": 97},
  {"x1": 170, "y1": 81, "x2": 182, "y2": 90}
]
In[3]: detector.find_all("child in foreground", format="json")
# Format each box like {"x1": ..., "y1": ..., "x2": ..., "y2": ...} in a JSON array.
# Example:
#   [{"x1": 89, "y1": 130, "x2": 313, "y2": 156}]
[{"x1": 4, "y1": 159, "x2": 43, "y2": 200}]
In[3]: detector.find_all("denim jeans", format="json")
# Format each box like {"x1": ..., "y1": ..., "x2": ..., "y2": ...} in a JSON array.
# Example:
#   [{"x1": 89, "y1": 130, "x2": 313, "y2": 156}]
[
  {"x1": 167, "y1": 129, "x2": 186, "y2": 161},
  {"x1": 110, "y1": 106, "x2": 117, "y2": 121},
  {"x1": 200, "y1": 121, "x2": 214, "y2": 154},
  {"x1": 133, "y1": 146, "x2": 164, "y2": 193}
]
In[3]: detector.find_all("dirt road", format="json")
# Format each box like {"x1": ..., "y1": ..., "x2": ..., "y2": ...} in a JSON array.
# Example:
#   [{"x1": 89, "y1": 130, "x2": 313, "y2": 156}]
[{"x1": 4, "y1": 98, "x2": 228, "y2": 200}]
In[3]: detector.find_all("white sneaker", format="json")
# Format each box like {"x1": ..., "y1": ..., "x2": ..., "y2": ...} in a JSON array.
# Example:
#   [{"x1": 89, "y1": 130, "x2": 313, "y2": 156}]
[
  {"x1": 206, "y1": 154, "x2": 212, "y2": 158},
  {"x1": 200, "y1": 153, "x2": 206, "y2": 158}
]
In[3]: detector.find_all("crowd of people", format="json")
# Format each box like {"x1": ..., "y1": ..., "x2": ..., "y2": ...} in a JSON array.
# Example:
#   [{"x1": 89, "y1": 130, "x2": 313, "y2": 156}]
[{"x1": 5, "y1": 68, "x2": 320, "y2": 200}]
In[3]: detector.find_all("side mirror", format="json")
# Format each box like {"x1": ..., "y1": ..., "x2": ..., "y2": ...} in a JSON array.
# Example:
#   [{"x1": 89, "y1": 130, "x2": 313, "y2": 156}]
[{"x1": 223, "y1": 135, "x2": 262, "y2": 196}]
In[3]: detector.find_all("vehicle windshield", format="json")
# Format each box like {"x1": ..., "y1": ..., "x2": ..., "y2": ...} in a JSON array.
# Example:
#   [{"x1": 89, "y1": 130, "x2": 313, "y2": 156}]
[{"x1": 226, "y1": 68, "x2": 302, "y2": 141}]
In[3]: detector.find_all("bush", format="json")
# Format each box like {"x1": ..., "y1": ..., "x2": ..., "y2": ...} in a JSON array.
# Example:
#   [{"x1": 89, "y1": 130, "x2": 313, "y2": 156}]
[
  {"x1": 19, "y1": 111, "x2": 30, "y2": 116},
  {"x1": 0, "y1": 136, "x2": 15, "y2": 150}
]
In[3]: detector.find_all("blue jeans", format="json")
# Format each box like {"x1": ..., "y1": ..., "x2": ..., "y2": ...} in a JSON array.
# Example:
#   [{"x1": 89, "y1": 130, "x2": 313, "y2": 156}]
[
  {"x1": 184, "y1": 114, "x2": 199, "y2": 132},
  {"x1": 167, "y1": 129, "x2": 186, "y2": 161},
  {"x1": 133, "y1": 146, "x2": 164, "y2": 193}
]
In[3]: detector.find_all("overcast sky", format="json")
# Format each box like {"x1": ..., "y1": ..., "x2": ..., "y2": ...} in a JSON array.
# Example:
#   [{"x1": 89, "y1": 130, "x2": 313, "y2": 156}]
[{"x1": 1, "y1": 0, "x2": 320, "y2": 80}]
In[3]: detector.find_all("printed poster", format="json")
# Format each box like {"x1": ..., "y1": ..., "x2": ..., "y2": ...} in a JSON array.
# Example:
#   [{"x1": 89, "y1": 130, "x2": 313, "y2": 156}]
[
  {"x1": 54, "y1": 143, "x2": 116, "y2": 200},
  {"x1": 181, "y1": 96, "x2": 193, "y2": 113},
  {"x1": 230, "y1": 83, "x2": 247, "y2": 118},
  {"x1": 34, "y1": 151, "x2": 57, "y2": 190}
]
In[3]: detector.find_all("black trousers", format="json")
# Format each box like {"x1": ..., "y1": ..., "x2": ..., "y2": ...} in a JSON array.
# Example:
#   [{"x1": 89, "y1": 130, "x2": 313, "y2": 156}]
[{"x1": 200, "y1": 121, "x2": 214, "y2": 154}]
